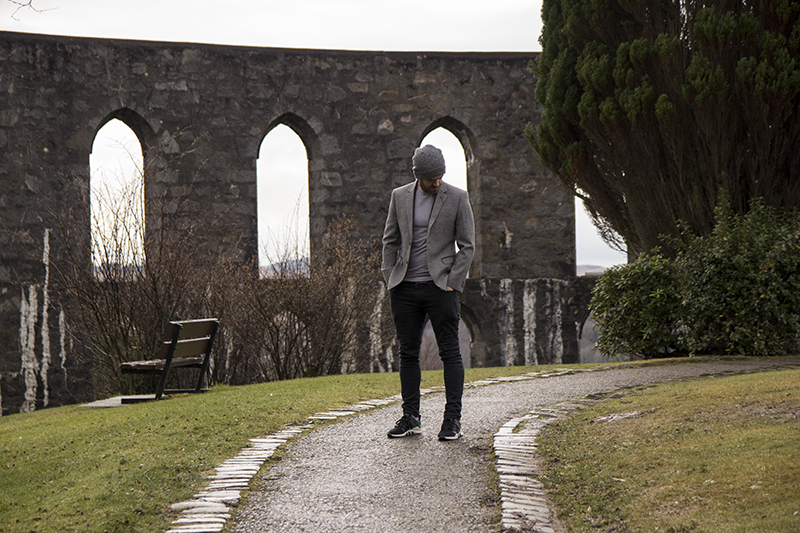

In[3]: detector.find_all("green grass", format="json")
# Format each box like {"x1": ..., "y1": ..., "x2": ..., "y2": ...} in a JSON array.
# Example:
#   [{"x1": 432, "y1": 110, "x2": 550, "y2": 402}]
[
  {"x1": 537, "y1": 367, "x2": 800, "y2": 533},
  {"x1": 0, "y1": 364, "x2": 561, "y2": 533}
]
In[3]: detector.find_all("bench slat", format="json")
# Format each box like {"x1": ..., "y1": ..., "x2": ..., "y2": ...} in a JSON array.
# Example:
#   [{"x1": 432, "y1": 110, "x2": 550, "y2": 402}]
[
  {"x1": 119, "y1": 318, "x2": 219, "y2": 401},
  {"x1": 172, "y1": 337, "x2": 212, "y2": 358},
  {"x1": 120, "y1": 359, "x2": 165, "y2": 372},
  {"x1": 120, "y1": 355, "x2": 205, "y2": 373},
  {"x1": 173, "y1": 319, "x2": 218, "y2": 339}
]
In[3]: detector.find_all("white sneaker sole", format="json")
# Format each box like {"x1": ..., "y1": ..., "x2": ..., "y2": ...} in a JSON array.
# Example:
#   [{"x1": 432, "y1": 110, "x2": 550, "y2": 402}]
[
  {"x1": 438, "y1": 430, "x2": 462, "y2": 441},
  {"x1": 388, "y1": 427, "x2": 422, "y2": 438}
]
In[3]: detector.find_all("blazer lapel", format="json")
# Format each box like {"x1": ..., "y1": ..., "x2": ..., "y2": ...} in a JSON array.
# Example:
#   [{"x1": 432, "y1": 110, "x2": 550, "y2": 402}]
[
  {"x1": 400, "y1": 183, "x2": 415, "y2": 238},
  {"x1": 428, "y1": 182, "x2": 448, "y2": 230}
]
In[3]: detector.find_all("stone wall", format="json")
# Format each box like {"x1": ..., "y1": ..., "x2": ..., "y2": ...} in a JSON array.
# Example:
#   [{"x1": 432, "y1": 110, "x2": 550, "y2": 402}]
[{"x1": 0, "y1": 31, "x2": 586, "y2": 414}]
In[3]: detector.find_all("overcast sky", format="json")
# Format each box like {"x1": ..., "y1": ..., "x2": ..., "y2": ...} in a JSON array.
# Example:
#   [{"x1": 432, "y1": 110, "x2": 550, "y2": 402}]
[
  {"x1": 0, "y1": 0, "x2": 543, "y2": 51},
  {"x1": 1, "y1": 0, "x2": 626, "y2": 267}
]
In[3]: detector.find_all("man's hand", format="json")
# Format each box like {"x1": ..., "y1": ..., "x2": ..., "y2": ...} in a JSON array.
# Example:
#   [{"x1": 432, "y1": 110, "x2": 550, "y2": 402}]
[{"x1": 446, "y1": 286, "x2": 455, "y2": 291}]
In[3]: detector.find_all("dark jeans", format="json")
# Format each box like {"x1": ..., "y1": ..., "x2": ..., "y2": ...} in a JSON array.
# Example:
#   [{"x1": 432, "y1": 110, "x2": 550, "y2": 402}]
[{"x1": 390, "y1": 280, "x2": 464, "y2": 421}]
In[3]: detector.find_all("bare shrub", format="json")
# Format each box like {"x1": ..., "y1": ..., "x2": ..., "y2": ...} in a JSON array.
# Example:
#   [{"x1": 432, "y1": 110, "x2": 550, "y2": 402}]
[
  {"x1": 217, "y1": 217, "x2": 384, "y2": 384},
  {"x1": 54, "y1": 172, "x2": 227, "y2": 397},
  {"x1": 57, "y1": 184, "x2": 385, "y2": 396},
  {"x1": 45, "y1": 133, "x2": 388, "y2": 398}
]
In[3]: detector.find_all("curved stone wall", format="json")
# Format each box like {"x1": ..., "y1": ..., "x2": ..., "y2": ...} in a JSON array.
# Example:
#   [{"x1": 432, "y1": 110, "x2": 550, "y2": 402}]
[{"x1": 0, "y1": 31, "x2": 583, "y2": 414}]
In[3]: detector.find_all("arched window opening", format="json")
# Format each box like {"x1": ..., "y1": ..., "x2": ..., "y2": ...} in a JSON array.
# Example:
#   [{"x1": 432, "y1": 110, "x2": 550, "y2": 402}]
[
  {"x1": 257, "y1": 124, "x2": 309, "y2": 275},
  {"x1": 421, "y1": 127, "x2": 470, "y2": 260},
  {"x1": 578, "y1": 311, "x2": 602, "y2": 364},
  {"x1": 90, "y1": 118, "x2": 144, "y2": 275},
  {"x1": 420, "y1": 127, "x2": 467, "y2": 191},
  {"x1": 578, "y1": 311, "x2": 630, "y2": 364}
]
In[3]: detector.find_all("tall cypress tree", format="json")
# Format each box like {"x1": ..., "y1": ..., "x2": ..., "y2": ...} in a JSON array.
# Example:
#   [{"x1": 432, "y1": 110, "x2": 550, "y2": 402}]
[{"x1": 528, "y1": 0, "x2": 800, "y2": 255}]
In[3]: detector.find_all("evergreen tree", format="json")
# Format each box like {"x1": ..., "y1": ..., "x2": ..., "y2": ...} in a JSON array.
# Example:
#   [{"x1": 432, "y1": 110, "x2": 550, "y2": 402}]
[{"x1": 527, "y1": 0, "x2": 800, "y2": 255}]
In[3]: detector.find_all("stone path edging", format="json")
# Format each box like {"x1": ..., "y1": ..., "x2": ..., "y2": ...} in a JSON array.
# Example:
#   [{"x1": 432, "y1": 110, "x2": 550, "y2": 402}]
[
  {"x1": 493, "y1": 399, "x2": 599, "y2": 532},
  {"x1": 163, "y1": 368, "x2": 600, "y2": 533}
]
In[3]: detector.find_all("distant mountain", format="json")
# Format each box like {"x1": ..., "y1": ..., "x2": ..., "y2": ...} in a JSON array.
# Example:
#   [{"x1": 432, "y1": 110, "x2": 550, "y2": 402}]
[
  {"x1": 577, "y1": 265, "x2": 608, "y2": 277},
  {"x1": 259, "y1": 258, "x2": 309, "y2": 278}
]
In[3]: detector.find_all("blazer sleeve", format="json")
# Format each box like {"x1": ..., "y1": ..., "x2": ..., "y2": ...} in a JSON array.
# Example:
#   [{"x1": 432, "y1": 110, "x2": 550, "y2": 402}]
[
  {"x1": 446, "y1": 189, "x2": 475, "y2": 292},
  {"x1": 381, "y1": 190, "x2": 401, "y2": 285}
]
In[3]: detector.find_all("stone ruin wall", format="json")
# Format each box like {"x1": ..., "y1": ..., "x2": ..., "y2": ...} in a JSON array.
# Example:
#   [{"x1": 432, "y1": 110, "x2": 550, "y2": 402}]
[{"x1": 0, "y1": 31, "x2": 592, "y2": 415}]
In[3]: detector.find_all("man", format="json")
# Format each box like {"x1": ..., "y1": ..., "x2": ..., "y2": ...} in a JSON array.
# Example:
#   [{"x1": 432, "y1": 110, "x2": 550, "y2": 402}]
[{"x1": 381, "y1": 144, "x2": 475, "y2": 440}]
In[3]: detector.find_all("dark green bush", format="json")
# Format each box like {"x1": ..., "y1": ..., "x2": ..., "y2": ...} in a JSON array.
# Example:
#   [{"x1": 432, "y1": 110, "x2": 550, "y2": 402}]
[
  {"x1": 591, "y1": 199, "x2": 800, "y2": 358},
  {"x1": 675, "y1": 200, "x2": 800, "y2": 356},
  {"x1": 590, "y1": 251, "x2": 682, "y2": 358}
]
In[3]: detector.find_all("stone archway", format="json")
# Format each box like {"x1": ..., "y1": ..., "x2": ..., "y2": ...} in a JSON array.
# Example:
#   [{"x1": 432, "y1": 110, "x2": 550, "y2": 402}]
[
  {"x1": 257, "y1": 118, "x2": 311, "y2": 267},
  {"x1": 95, "y1": 107, "x2": 157, "y2": 155},
  {"x1": 90, "y1": 115, "x2": 147, "y2": 269}
]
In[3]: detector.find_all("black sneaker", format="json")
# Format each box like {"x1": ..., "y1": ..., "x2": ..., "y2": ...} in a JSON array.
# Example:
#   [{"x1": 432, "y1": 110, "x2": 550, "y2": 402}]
[
  {"x1": 387, "y1": 414, "x2": 422, "y2": 438},
  {"x1": 438, "y1": 417, "x2": 462, "y2": 440}
]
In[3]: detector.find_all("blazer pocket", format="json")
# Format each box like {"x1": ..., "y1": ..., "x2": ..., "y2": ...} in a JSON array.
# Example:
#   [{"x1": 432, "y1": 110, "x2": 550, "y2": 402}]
[{"x1": 441, "y1": 255, "x2": 455, "y2": 266}]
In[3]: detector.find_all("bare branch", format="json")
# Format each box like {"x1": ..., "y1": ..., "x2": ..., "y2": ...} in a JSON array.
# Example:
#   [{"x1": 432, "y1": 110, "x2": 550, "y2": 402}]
[{"x1": 6, "y1": 0, "x2": 57, "y2": 22}]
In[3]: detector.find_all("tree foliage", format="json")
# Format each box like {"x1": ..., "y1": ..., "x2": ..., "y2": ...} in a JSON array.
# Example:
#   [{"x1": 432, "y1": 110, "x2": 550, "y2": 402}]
[{"x1": 528, "y1": 0, "x2": 800, "y2": 255}]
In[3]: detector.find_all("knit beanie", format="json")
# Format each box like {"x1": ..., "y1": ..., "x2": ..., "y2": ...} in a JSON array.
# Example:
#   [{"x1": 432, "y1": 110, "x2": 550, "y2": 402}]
[{"x1": 412, "y1": 144, "x2": 446, "y2": 180}]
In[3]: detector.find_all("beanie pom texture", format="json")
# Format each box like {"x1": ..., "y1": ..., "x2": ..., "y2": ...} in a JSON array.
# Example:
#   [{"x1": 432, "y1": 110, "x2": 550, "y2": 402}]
[{"x1": 412, "y1": 145, "x2": 446, "y2": 180}]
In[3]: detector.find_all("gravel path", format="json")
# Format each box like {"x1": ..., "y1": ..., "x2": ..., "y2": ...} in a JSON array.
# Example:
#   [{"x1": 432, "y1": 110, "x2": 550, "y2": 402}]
[{"x1": 229, "y1": 358, "x2": 799, "y2": 533}]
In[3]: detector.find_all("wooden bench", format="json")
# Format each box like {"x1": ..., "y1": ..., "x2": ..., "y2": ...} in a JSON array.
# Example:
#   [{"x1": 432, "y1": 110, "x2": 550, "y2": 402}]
[{"x1": 119, "y1": 318, "x2": 219, "y2": 404}]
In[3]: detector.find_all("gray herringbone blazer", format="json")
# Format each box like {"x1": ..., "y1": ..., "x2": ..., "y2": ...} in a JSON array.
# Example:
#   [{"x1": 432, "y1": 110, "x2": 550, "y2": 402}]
[{"x1": 381, "y1": 181, "x2": 475, "y2": 292}]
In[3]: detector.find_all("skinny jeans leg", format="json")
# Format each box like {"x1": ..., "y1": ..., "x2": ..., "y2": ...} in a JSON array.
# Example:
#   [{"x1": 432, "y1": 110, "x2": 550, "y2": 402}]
[
  {"x1": 390, "y1": 282, "x2": 426, "y2": 419},
  {"x1": 427, "y1": 287, "x2": 464, "y2": 420},
  {"x1": 390, "y1": 281, "x2": 464, "y2": 421}
]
